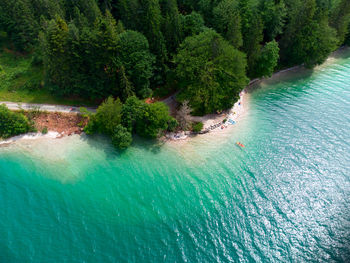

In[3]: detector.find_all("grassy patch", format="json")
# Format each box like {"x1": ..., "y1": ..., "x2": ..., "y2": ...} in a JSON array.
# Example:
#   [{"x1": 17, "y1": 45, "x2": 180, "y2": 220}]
[{"x1": 0, "y1": 34, "x2": 95, "y2": 106}]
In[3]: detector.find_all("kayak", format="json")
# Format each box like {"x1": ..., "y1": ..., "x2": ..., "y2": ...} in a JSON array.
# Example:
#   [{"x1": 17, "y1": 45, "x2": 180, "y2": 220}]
[{"x1": 236, "y1": 142, "x2": 245, "y2": 148}]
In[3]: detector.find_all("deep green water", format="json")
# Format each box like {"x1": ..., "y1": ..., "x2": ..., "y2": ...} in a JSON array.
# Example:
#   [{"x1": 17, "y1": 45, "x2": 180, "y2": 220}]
[{"x1": 1, "y1": 53, "x2": 350, "y2": 263}]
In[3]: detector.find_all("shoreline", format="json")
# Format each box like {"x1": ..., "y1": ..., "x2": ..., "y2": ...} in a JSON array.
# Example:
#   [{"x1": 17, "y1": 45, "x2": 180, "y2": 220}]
[
  {"x1": 0, "y1": 131, "x2": 61, "y2": 146},
  {"x1": 164, "y1": 47, "x2": 350, "y2": 142},
  {"x1": 1, "y1": 47, "x2": 349, "y2": 146},
  {"x1": 0, "y1": 111, "x2": 86, "y2": 147},
  {"x1": 165, "y1": 89, "x2": 247, "y2": 141}
]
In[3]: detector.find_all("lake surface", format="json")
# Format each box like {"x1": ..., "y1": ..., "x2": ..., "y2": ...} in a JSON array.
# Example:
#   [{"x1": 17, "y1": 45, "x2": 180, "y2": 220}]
[{"x1": 1, "y1": 51, "x2": 350, "y2": 262}]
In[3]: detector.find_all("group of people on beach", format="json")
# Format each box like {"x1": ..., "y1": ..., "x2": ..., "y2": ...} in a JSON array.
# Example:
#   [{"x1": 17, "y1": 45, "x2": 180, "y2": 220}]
[{"x1": 204, "y1": 121, "x2": 226, "y2": 133}]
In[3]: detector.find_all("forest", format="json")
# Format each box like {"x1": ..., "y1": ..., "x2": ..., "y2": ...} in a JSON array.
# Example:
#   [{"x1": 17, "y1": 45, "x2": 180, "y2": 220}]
[{"x1": 1, "y1": 0, "x2": 350, "y2": 147}]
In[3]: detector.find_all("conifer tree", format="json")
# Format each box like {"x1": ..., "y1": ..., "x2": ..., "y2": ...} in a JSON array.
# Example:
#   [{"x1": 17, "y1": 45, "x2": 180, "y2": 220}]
[
  {"x1": 280, "y1": 0, "x2": 337, "y2": 67},
  {"x1": 161, "y1": 0, "x2": 183, "y2": 54},
  {"x1": 259, "y1": 0, "x2": 286, "y2": 41},
  {"x1": 213, "y1": 0, "x2": 243, "y2": 48},
  {"x1": 40, "y1": 17, "x2": 70, "y2": 94},
  {"x1": 0, "y1": 0, "x2": 39, "y2": 50},
  {"x1": 330, "y1": 0, "x2": 350, "y2": 46}
]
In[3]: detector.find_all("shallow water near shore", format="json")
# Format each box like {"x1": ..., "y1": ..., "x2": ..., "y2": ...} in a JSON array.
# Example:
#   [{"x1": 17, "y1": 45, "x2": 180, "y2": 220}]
[{"x1": 1, "y1": 51, "x2": 350, "y2": 262}]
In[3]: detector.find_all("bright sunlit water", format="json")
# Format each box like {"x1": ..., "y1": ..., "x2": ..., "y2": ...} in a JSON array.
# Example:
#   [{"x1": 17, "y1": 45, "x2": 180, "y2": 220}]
[{"x1": 1, "y1": 51, "x2": 350, "y2": 262}]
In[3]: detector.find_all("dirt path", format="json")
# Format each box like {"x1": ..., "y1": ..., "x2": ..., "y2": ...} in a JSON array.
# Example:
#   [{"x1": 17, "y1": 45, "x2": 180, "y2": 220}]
[{"x1": 0, "y1": 101, "x2": 96, "y2": 113}]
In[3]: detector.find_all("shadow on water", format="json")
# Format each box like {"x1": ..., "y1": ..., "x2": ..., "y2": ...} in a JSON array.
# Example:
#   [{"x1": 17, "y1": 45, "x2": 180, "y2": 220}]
[
  {"x1": 328, "y1": 46, "x2": 350, "y2": 59},
  {"x1": 78, "y1": 133, "x2": 121, "y2": 160},
  {"x1": 130, "y1": 136, "x2": 166, "y2": 154},
  {"x1": 247, "y1": 47, "x2": 350, "y2": 95},
  {"x1": 246, "y1": 67, "x2": 314, "y2": 94},
  {"x1": 78, "y1": 133, "x2": 166, "y2": 159}
]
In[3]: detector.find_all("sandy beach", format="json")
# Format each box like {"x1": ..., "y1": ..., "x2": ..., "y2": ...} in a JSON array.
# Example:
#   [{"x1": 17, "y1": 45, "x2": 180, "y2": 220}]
[{"x1": 0, "y1": 131, "x2": 61, "y2": 146}]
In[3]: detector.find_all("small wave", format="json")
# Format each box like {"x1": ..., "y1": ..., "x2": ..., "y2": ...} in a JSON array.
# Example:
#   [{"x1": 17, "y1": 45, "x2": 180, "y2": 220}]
[{"x1": 0, "y1": 131, "x2": 61, "y2": 146}]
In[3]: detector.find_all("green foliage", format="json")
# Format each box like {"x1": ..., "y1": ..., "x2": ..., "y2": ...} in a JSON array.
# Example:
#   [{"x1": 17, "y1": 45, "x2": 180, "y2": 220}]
[
  {"x1": 135, "y1": 102, "x2": 175, "y2": 138},
  {"x1": 175, "y1": 29, "x2": 248, "y2": 115},
  {"x1": 213, "y1": 0, "x2": 243, "y2": 48},
  {"x1": 197, "y1": 0, "x2": 221, "y2": 26},
  {"x1": 92, "y1": 96, "x2": 123, "y2": 135},
  {"x1": 0, "y1": 0, "x2": 39, "y2": 50},
  {"x1": 111, "y1": 124, "x2": 132, "y2": 149},
  {"x1": 40, "y1": 17, "x2": 69, "y2": 94},
  {"x1": 122, "y1": 96, "x2": 177, "y2": 138},
  {"x1": 79, "y1": 107, "x2": 91, "y2": 118},
  {"x1": 161, "y1": 0, "x2": 183, "y2": 54},
  {"x1": 84, "y1": 96, "x2": 133, "y2": 149},
  {"x1": 41, "y1": 126, "x2": 48, "y2": 134},
  {"x1": 85, "y1": 96, "x2": 176, "y2": 148},
  {"x1": 192, "y1": 122, "x2": 203, "y2": 133},
  {"x1": 167, "y1": 118, "x2": 179, "y2": 132},
  {"x1": 139, "y1": 0, "x2": 167, "y2": 63},
  {"x1": 330, "y1": 0, "x2": 350, "y2": 46},
  {"x1": 242, "y1": 13, "x2": 264, "y2": 77},
  {"x1": 116, "y1": 20, "x2": 125, "y2": 34},
  {"x1": 280, "y1": 0, "x2": 338, "y2": 67},
  {"x1": 259, "y1": 0, "x2": 287, "y2": 41},
  {"x1": 252, "y1": 40, "x2": 280, "y2": 78},
  {"x1": 180, "y1": 12, "x2": 205, "y2": 38},
  {"x1": 121, "y1": 96, "x2": 145, "y2": 132},
  {"x1": 118, "y1": 30, "x2": 155, "y2": 98},
  {"x1": 0, "y1": 49, "x2": 73, "y2": 104},
  {"x1": 0, "y1": 0, "x2": 348, "y2": 136},
  {"x1": 0, "y1": 104, "x2": 31, "y2": 138}
]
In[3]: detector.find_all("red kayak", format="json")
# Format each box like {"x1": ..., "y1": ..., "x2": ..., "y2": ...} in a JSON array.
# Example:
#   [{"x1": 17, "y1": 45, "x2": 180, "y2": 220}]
[{"x1": 236, "y1": 142, "x2": 245, "y2": 148}]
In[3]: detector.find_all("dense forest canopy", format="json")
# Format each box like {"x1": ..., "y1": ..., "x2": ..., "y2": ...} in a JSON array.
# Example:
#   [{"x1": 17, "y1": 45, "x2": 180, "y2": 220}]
[{"x1": 1, "y1": 0, "x2": 350, "y2": 115}]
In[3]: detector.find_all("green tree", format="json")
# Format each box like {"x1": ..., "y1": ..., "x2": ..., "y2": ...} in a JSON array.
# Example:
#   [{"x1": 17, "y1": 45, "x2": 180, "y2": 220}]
[
  {"x1": 116, "y1": 20, "x2": 125, "y2": 33},
  {"x1": 192, "y1": 122, "x2": 203, "y2": 132},
  {"x1": 119, "y1": 30, "x2": 155, "y2": 98},
  {"x1": 64, "y1": 0, "x2": 101, "y2": 25},
  {"x1": 252, "y1": 40, "x2": 280, "y2": 78},
  {"x1": 237, "y1": 0, "x2": 264, "y2": 77},
  {"x1": 122, "y1": 97, "x2": 177, "y2": 138},
  {"x1": 118, "y1": 66, "x2": 135, "y2": 101},
  {"x1": 32, "y1": 0, "x2": 65, "y2": 21},
  {"x1": 111, "y1": 124, "x2": 133, "y2": 149},
  {"x1": 41, "y1": 12, "x2": 121, "y2": 98},
  {"x1": 161, "y1": 0, "x2": 183, "y2": 54},
  {"x1": 177, "y1": 0, "x2": 197, "y2": 13},
  {"x1": 98, "y1": 0, "x2": 112, "y2": 13},
  {"x1": 0, "y1": 0, "x2": 39, "y2": 50},
  {"x1": 40, "y1": 16, "x2": 70, "y2": 95},
  {"x1": 197, "y1": 0, "x2": 221, "y2": 26},
  {"x1": 0, "y1": 104, "x2": 31, "y2": 138},
  {"x1": 213, "y1": 0, "x2": 243, "y2": 48},
  {"x1": 136, "y1": 102, "x2": 175, "y2": 138},
  {"x1": 115, "y1": 0, "x2": 140, "y2": 30},
  {"x1": 82, "y1": 11, "x2": 119, "y2": 98},
  {"x1": 280, "y1": 0, "x2": 337, "y2": 67},
  {"x1": 244, "y1": 14, "x2": 264, "y2": 77},
  {"x1": 175, "y1": 29, "x2": 248, "y2": 115},
  {"x1": 259, "y1": 0, "x2": 287, "y2": 41},
  {"x1": 330, "y1": 0, "x2": 350, "y2": 46},
  {"x1": 89, "y1": 97, "x2": 123, "y2": 135},
  {"x1": 139, "y1": 0, "x2": 167, "y2": 62},
  {"x1": 180, "y1": 11, "x2": 205, "y2": 38},
  {"x1": 122, "y1": 96, "x2": 145, "y2": 132}
]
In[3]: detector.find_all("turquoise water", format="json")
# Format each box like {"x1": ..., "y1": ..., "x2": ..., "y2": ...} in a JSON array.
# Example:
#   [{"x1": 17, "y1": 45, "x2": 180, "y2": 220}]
[{"x1": 1, "y1": 53, "x2": 350, "y2": 262}]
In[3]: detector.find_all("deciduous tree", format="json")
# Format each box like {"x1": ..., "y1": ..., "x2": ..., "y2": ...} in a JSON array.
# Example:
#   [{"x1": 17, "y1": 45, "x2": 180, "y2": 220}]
[{"x1": 175, "y1": 30, "x2": 248, "y2": 115}]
